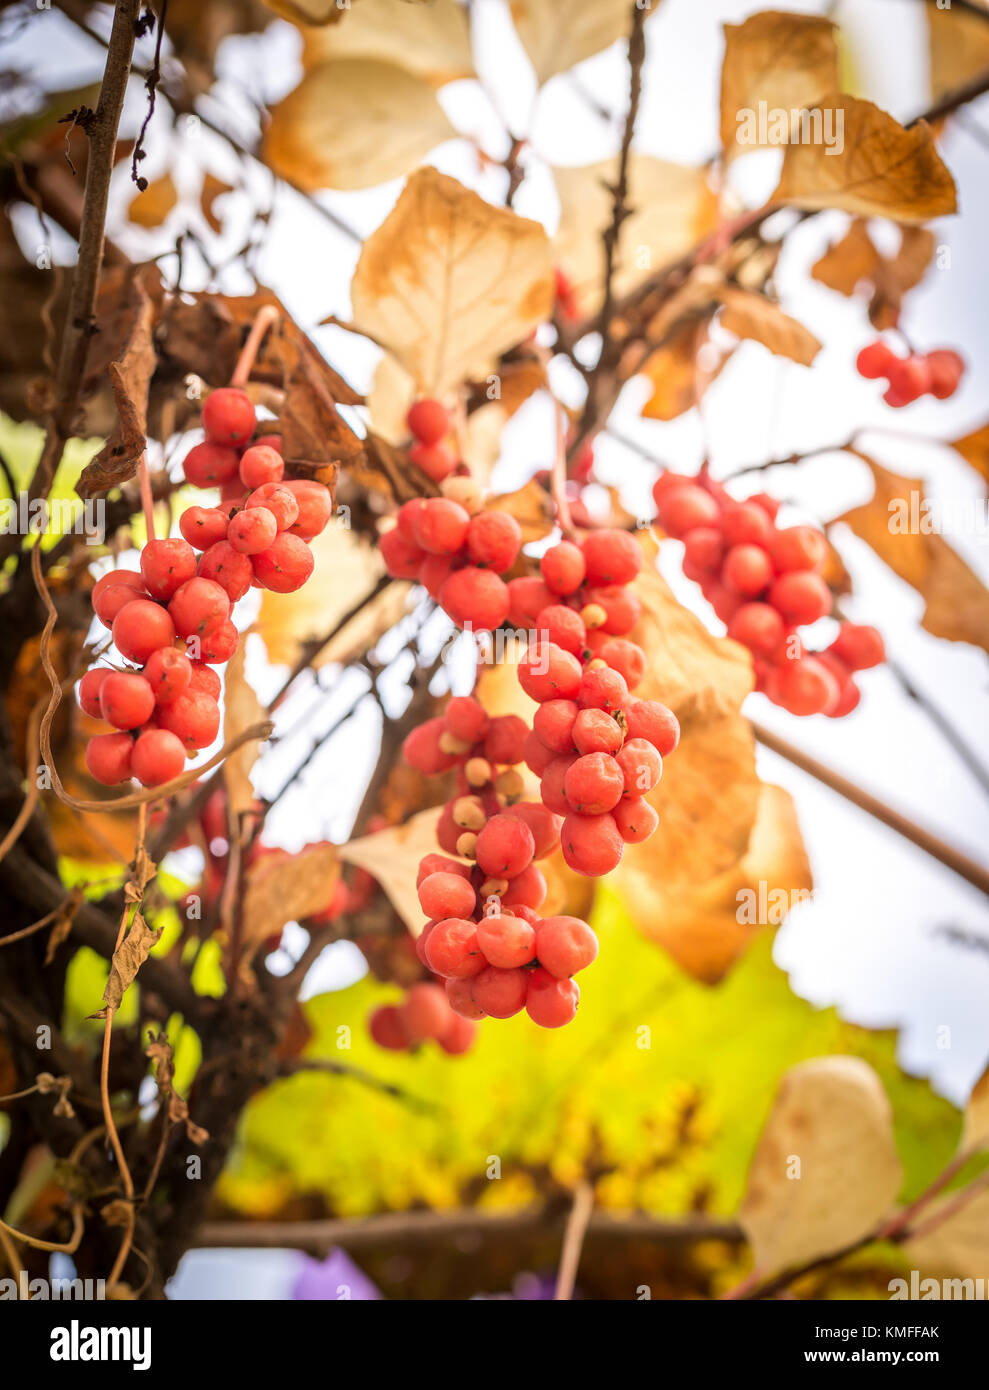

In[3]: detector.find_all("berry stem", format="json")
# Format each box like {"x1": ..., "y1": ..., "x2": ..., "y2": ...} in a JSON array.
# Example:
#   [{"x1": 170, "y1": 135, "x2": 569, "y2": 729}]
[
  {"x1": 552, "y1": 399, "x2": 576, "y2": 539},
  {"x1": 137, "y1": 449, "x2": 156, "y2": 541},
  {"x1": 230, "y1": 303, "x2": 280, "y2": 390}
]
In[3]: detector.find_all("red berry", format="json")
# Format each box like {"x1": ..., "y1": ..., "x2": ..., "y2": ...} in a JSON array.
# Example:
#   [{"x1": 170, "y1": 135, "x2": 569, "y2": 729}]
[
  {"x1": 439, "y1": 567, "x2": 510, "y2": 631},
  {"x1": 582, "y1": 584, "x2": 641, "y2": 636},
  {"x1": 532, "y1": 698, "x2": 578, "y2": 754},
  {"x1": 722, "y1": 543, "x2": 772, "y2": 597},
  {"x1": 540, "y1": 541, "x2": 586, "y2": 595},
  {"x1": 524, "y1": 730, "x2": 558, "y2": 776},
  {"x1": 831, "y1": 622, "x2": 885, "y2": 671},
  {"x1": 598, "y1": 639, "x2": 646, "y2": 690},
  {"x1": 444, "y1": 695, "x2": 489, "y2": 743},
  {"x1": 131, "y1": 728, "x2": 186, "y2": 788},
  {"x1": 202, "y1": 388, "x2": 255, "y2": 446},
  {"x1": 183, "y1": 441, "x2": 240, "y2": 488},
  {"x1": 581, "y1": 528, "x2": 642, "y2": 586},
  {"x1": 682, "y1": 526, "x2": 725, "y2": 577},
  {"x1": 769, "y1": 571, "x2": 832, "y2": 626},
  {"x1": 239, "y1": 444, "x2": 284, "y2": 490},
  {"x1": 507, "y1": 576, "x2": 555, "y2": 628},
  {"x1": 623, "y1": 699, "x2": 679, "y2": 755},
  {"x1": 769, "y1": 525, "x2": 827, "y2": 574},
  {"x1": 577, "y1": 664, "x2": 628, "y2": 715},
  {"x1": 438, "y1": 1011, "x2": 478, "y2": 1054},
  {"x1": 560, "y1": 811, "x2": 623, "y2": 876},
  {"x1": 856, "y1": 340, "x2": 896, "y2": 380},
  {"x1": 280, "y1": 479, "x2": 331, "y2": 539},
  {"x1": 140, "y1": 538, "x2": 197, "y2": 602},
  {"x1": 563, "y1": 752, "x2": 624, "y2": 814},
  {"x1": 501, "y1": 863, "x2": 547, "y2": 910},
  {"x1": 615, "y1": 737, "x2": 662, "y2": 795},
  {"x1": 228, "y1": 506, "x2": 277, "y2": 554},
  {"x1": 252, "y1": 533, "x2": 315, "y2": 593},
  {"x1": 188, "y1": 662, "x2": 222, "y2": 699},
  {"x1": 369, "y1": 1004, "x2": 409, "y2": 1051},
  {"x1": 169, "y1": 577, "x2": 230, "y2": 640},
  {"x1": 655, "y1": 483, "x2": 720, "y2": 538},
  {"x1": 200, "y1": 619, "x2": 239, "y2": 664},
  {"x1": 410, "y1": 441, "x2": 457, "y2": 482},
  {"x1": 482, "y1": 714, "x2": 528, "y2": 765},
  {"x1": 721, "y1": 502, "x2": 772, "y2": 548},
  {"x1": 471, "y1": 965, "x2": 527, "y2": 1019},
  {"x1": 540, "y1": 754, "x2": 577, "y2": 816},
  {"x1": 466, "y1": 511, "x2": 522, "y2": 571},
  {"x1": 475, "y1": 813, "x2": 535, "y2": 879},
  {"x1": 612, "y1": 796, "x2": 659, "y2": 843},
  {"x1": 727, "y1": 602, "x2": 785, "y2": 657},
  {"x1": 92, "y1": 568, "x2": 144, "y2": 604},
  {"x1": 247, "y1": 483, "x2": 299, "y2": 533},
  {"x1": 413, "y1": 498, "x2": 470, "y2": 556},
  {"x1": 886, "y1": 355, "x2": 931, "y2": 404},
  {"x1": 77, "y1": 668, "x2": 110, "y2": 719},
  {"x1": 775, "y1": 655, "x2": 839, "y2": 716},
  {"x1": 93, "y1": 578, "x2": 150, "y2": 628},
  {"x1": 407, "y1": 398, "x2": 450, "y2": 447},
  {"x1": 572, "y1": 707, "x2": 623, "y2": 755},
  {"x1": 445, "y1": 977, "x2": 486, "y2": 1021},
  {"x1": 418, "y1": 871, "x2": 476, "y2": 921},
  {"x1": 112, "y1": 600, "x2": 176, "y2": 664},
  {"x1": 403, "y1": 718, "x2": 458, "y2": 775},
  {"x1": 380, "y1": 526, "x2": 425, "y2": 579},
  {"x1": 518, "y1": 641, "x2": 582, "y2": 702},
  {"x1": 503, "y1": 801, "x2": 562, "y2": 859},
  {"x1": 925, "y1": 348, "x2": 964, "y2": 400},
  {"x1": 525, "y1": 967, "x2": 579, "y2": 1027},
  {"x1": 399, "y1": 982, "x2": 450, "y2": 1042},
  {"x1": 535, "y1": 916, "x2": 598, "y2": 977},
  {"x1": 476, "y1": 914, "x2": 536, "y2": 968},
  {"x1": 180, "y1": 506, "x2": 230, "y2": 551},
  {"x1": 85, "y1": 731, "x2": 133, "y2": 785},
  {"x1": 143, "y1": 647, "x2": 192, "y2": 705},
  {"x1": 157, "y1": 690, "x2": 221, "y2": 750},
  {"x1": 424, "y1": 917, "x2": 486, "y2": 979},
  {"x1": 536, "y1": 604, "x2": 586, "y2": 657}
]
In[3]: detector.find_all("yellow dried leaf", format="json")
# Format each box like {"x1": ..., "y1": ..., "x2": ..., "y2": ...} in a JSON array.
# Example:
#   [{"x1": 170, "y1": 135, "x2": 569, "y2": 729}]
[
  {"x1": 366, "y1": 353, "x2": 416, "y2": 446},
  {"x1": 128, "y1": 174, "x2": 177, "y2": 228},
  {"x1": 951, "y1": 421, "x2": 989, "y2": 490},
  {"x1": 720, "y1": 10, "x2": 839, "y2": 162},
  {"x1": 836, "y1": 456, "x2": 989, "y2": 654},
  {"x1": 554, "y1": 157, "x2": 718, "y2": 318},
  {"x1": 717, "y1": 286, "x2": 821, "y2": 366},
  {"x1": 740, "y1": 1057, "x2": 903, "y2": 1276},
  {"x1": 485, "y1": 478, "x2": 554, "y2": 544},
  {"x1": 263, "y1": 59, "x2": 455, "y2": 192},
  {"x1": 772, "y1": 95, "x2": 957, "y2": 224},
  {"x1": 350, "y1": 167, "x2": 554, "y2": 396},
  {"x1": 906, "y1": 1188, "x2": 989, "y2": 1282},
  {"x1": 811, "y1": 218, "x2": 880, "y2": 295},
  {"x1": 927, "y1": 3, "x2": 989, "y2": 102},
  {"x1": 264, "y1": 0, "x2": 353, "y2": 23},
  {"x1": 242, "y1": 842, "x2": 340, "y2": 948},
  {"x1": 301, "y1": 0, "x2": 473, "y2": 86},
  {"x1": 640, "y1": 321, "x2": 725, "y2": 423},
  {"x1": 509, "y1": 0, "x2": 660, "y2": 86}
]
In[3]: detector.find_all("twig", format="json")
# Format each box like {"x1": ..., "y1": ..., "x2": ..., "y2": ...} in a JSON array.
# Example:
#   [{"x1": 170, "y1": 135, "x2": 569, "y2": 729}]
[
  {"x1": 130, "y1": 0, "x2": 168, "y2": 191},
  {"x1": 554, "y1": 1181, "x2": 594, "y2": 1300},
  {"x1": 751, "y1": 719, "x2": 989, "y2": 897}
]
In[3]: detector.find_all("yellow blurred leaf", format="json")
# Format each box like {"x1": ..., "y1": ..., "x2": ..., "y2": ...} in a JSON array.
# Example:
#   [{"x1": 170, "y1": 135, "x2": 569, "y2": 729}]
[
  {"x1": 739, "y1": 1057, "x2": 903, "y2": 1276},
  {"x1": 223, "y1": 636, "x2": 264, "y2": 817},
  {"x1": 772, "y1": 96, "x2": 957, "y2": 223},
  {"x1": 640, "y1": 321, "x2": 725, "y2": 423},
  {"x1": 950, "y1": 420, "x2": 989, "y2": 491},
  {"x1": 257, "y1": 525, "x2": 409, "y2": 667},
  {"x1": 351, "y1": 167, "x2": 554, "y2": 396},
  {"x1": 554, "y1": 156, "x2": 718, "y2": 318},
  {"x1": 927, "y1": 2, "x2": 989, "y2": 102},
  {"x1": 836, "y1": 456, "x2": 989, "y2": 654},
  {"x1": 242, "y1": 842, "x2": 340, "y2": 948},
  {"x1": 811, "y1": 217, "x2": 880, "y2": 295},
  {"x1": 812, "y1": 221, "x2": 935, "y2": 328},
  {"x1": 264, "y1": 0, "x2": 352, "y2": 23},
  {"x1": 201, "y1": 172, "x2": 234, "y2": 233},
  {"x1": 263, "y1": 59, "x2": 455, "y2": 192},
  {"x1": 717, "y1": 286, "x2": 821, "y2": 366},
  {"x1": 906, "y1": 1187, "x2": 989, "y2": 1282},
  {"x1": 509, "y1": 0, "x2": 660, "y2": 86},
  {"x1": 128, "y1": 174, "x2": 177, "y2": 228},
  {"x1": 960, "y1": 1059, "x2": 989, "y2": 1154},
  {"x1": 301, "y1": 0, "x2": 473, "y2": 85},
  {"x1": 720, "y1": 10, "x2": 839, "y2": 162},
  {"x1": 366, "y1": 353, "x2": 417, "y2": 445}
]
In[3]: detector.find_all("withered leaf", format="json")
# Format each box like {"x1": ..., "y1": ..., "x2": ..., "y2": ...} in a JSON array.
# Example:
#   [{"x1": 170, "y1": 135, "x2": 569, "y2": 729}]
[
  {"x1": 950, "y1": 420, "x2": 989, "y2": 491},
  {"x1": 241, "y1": 841, "x2": 340, "y2": 949},
  {"x1": 301, "y1": 0, "x2": 473, "y2": 86},
  {"x1": 77, "y1": 274, "x2": 156, "y2": 498},
  {"x1": 772, "y1": 96, "x2": 957, "y2": 223},
  {"x1": 717, "y1": 286, "x2": 821, "y2": 366},
  {"x1": 95, "y1": 913, "x2": 163, "y2": 1017},
  {"x1": 509, "y1": 0, "x2": 660, "y2": 86},
  {"x1": 281, "y1": 337, "x2": 364, "y2": 466},
  {"x1": 201, "y1": 172, "x2": 234, "y2": 233},
  {"x1": 128, "y1": 173, "x2": 178, "y2": 228}
]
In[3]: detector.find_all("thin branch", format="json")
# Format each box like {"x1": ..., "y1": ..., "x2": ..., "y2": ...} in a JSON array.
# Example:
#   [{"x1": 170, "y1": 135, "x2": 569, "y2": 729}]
[
  {"x1": 554, "y1": 1181, "x2": 594, "y2": 1300},
  {"x1": 751, "y1": 719, "x2": 989, "y2": 898}
]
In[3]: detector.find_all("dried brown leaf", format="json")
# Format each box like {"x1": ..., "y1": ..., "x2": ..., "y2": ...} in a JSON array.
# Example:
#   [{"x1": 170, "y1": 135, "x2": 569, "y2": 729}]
[{"x1": 242, "y1": 841, "x2": 340, "y2": 948}]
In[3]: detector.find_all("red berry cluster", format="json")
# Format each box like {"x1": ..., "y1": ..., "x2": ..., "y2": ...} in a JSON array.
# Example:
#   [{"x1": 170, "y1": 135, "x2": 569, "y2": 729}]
[
  {"x1": 392, "y1": 429, "x2": 680, "y2": 1027},
  {"x1": 856, "y1": 340, "x2": 964, "y2": 406},
  {"x1": 653, "y1": 472, "x2": 884, "y2": 717},
  {"x1": 369, "y1": 982, "x2": 477, "y2": 1056},
  {"x1": 80, "y1": 387, "x2": 333, "y2": 789},
  {"x1": 553, "y1": 265, "x2": 580, "y2": 322}
]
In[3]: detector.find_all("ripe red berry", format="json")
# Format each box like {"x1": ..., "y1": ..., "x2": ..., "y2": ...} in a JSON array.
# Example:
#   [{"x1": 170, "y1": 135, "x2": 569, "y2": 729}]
[
  {"x1": 598, "y1": 639, "x2": 646, "y2": 690},
  {"x1": 769, "y1": 571, "x2": 832, "y2": 626},
  {"x1": 438, "y1": 1013, "x2": 477, "y2": 1054},
  {"x1": 525, "y1": 967, "x2": 579, "y2": 1027},
  {"x1": 612, "y1": 796, "x2": 659, "y2": 843},
  {"x1": 239, "y1": 444, "x2": 284, "y2": 490},
  {"x1": 536, "y1": 604, "x2": 586, "y2": 657},
  {"x1": 413, "y1": 498, "x2": 470, "y2": 556},
  {"x1": 582, "y1": 584, "x2": 641, "y2": 636},
  {"x1": 769, "y1": 525, "x2": 827, "y2": 574},
  {"x1": 197, "y1": 541, "x2": 254, "y2": 601},
  {"x1": 727, "y1": 601, "x2": 785, "y2": 657},
  {"x1": 418, "y1": 871, "x2": 476, "y2": 921},
  {"x1": 615, "y1": 737, "x2": 662, "y2": 795},
  {"x1": 399, "y1": 982, "x2": 450, "y2": 1042},
  {"x1": 682, "y1": 526, "x2": 725, "y2": 577},
  {"x1": 535, "y1": 916, "x2": 598, "y2": 977},
  {"x1": 775, "y1": 655, "x2": 839, "y2": 716},
  {"x1": 112, "y1": 600, "x2": 176, "y2": 664},
  {"x1": 466, "y1": 511, "x2": 522, "y2": 571},
  {"x1": 623, "y1": 699, "x2": 679, "y2": 755},
  {"x1": 410, "y1": 441, "x2": 457, "y2": 482},
  {"x1": 482, "y1": 714, "x2": 529, "y2": 766},
  {"x1": 518, "y1": 641, "x2": 582, "y2": 702},
  {"x1": 503, "y1": 801, "x2": 562, "y2": 860},
  {"x1": 143, "y1": 647, "x2": 192, "y2": 705},
  {"x1": 885, "y1": 355, "x2": 931, "y2": 406},
  {"x1": 722, "y1": 543, "x2": 773, "y2": 597},
  {"x1": 252, "y1": 533, "x2": 315, "y2": 593},
  {"x1": 925, "y1": 349, "x2": 964, "y2": 400},
  {"x1": 445, "y1": 976, "x2": 486, "y2": 1021},
  {"x1": 475, "y1": 813, "x2": 535, "y2": 879},
  {"x1": 248, "y1": 482, "x2": 300, "y2": 533},
  {"x1": 507, "y1": 576, "x2": 555, "y2": 628},
  {"x1": 655, "y1": 483, "x2": 720, "y2": 538},
  {"x1": 532, "y1": 698, "x2": 578, "y2": 754},
  {"x1": 523, "y1": 730, "x2": 557, "y2": 776},
  {"x1": 183, "y1": 441, "x2": 240, "y2": 488},
  {"x1": 581, "y1": 528, "x2": 642, "y2": 586},
  {"x1": 721, "y1": 501, "x2": 772, "y2": 548},
  {"x1": 140, "y1": 538, "x2": 198, "y2": 602},
  {"x1": 227, "y1": 506, "x2": 277, "y2": 554},
  {"x1": 85, "y1": 731, "x2": 133, "y2": 785},
  {"x1": 563, "y1": 752, "x2": 624, "y2": 814},
  {"x1": 180, "y1": 506, "x2": 230, "y2": 551},
  {"x1": 168, "y1": 577, "x2": 230, "y2": 639},
  {"x1": 77, "y1": 668, "x2": 110, "y2": 719},
  {"x1": 502, "y1": 863, "x2": 547, "y2": 910},
  {"x1": 471, "y1": 965, "x2": 527, "y2": 1019},
  {"x1": 572, "y1": 707, "x2": 623, "y2": 755},
  {"x1": 439, "y1": 567, "x2": 510, "y2": 631},
  {"x1": 444, "y1": 695, "x2": 489, "y2": 744},
  {"x1": 403, "y1": 717, "x2": 459, "y2": 775},
  {"x1": 380, "y1": 526, "x2": 425, "y2": 579},
  {"x1": 424, "y1": 917, "x2": 486, "y2": 978},
  {"x1": 282, "y1": 480, "x2": 332, "y2": 539},
  {"x1": 200, "y1": 618, "x2": 239, "y2": 664},
  {"x1": 202, "y1": 387, "x2": 255, "y2": 446},
  {"x1": 407, "y1": 398, "x2": 450, "y2": 447},
  {"x1": 368, "y1": 1005, "x2": 409, "y2": 1051},
  {"x1": 476, "y1": 914, "x2": 536, "y2": 969},
  {"x1": 157, "y1": 690, "x2": 221, "y2": 750},
  {"x1": 576, "y1": 664, "x2": 628, "y2": 713},
  {"x1": 831, "y1": 622, "x2": 885, "y2": 671},
  {"x1": 130, "y1": 728, "x2": 186, "y2": 787},
  {"x1": 540, "y1": 541, "x2": 586, "y2": 595},
  {"x1": 560, "y1": 811, "x2": 623, "y2": 876},
  {"x1": 188, "y1": 662, "x2": 222, "y2": 700},
  {"x1": 856, "y1": 340, "x2": 896, "y2": 380}
]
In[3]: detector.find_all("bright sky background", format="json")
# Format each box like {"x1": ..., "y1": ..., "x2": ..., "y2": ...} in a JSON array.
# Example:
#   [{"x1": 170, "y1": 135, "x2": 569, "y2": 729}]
[{"x1": 5, "y1": 4, "x2": 989, "y2": 1299}]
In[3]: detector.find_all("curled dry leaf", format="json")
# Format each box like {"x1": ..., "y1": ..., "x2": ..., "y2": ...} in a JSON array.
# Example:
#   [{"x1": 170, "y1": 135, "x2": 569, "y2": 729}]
[
  {"x1": 146, "y1": 1030, "x2": 208, "y2": 1144},
  {"x1": 263, "y1": 59, "x2": 456, "y2": 192},
  {"x1": 94, "y1": 913, "x2": 163, "y2": 1018},
  {"x1": 835, "y1": 456, "x2": 989, "y2": 655},
  {"x1": 242, "y1": 841, "x2": 340, "y2": 949},
  {"x1": 509, "y1": 0, "x2": 660, "y2": 86},
  {"x1": 640, "y1": 320, "x2": 726, "y2": 423},
  {"x1": 927, "y1": 2, "x2": 989, "y2": 103},
  {"x1": 950, "y1": 421, "x2": 989, "y2": 492},
  {"x1": 739, "y1": 1056, "x2": 903, "y2": 1276},
  {"x1": 719, "y1": 10, "x2": 839, "y2": 162},
  {"x1": 716, "y1": 286, "x2": 821, "y2": 367},
  {"x1": 224, "y1": 636, "x2": 265, "y2": 818},
  {"x1": 127, "y1": 173, "x2": 178, "y2": 228},
  {"x1": 301, "y1": 0, "x2": 473, "y2": 86},
  {"x1": 351, "y1": 167, "x2": 554, "y2": 396},
  {"x1": 554, "y1": 156, "x2": 718, "y2": 318},
  {"x1": 772, "y1": 96, "x2": 957, "y2": 224},
  {"x1": 76, "y1": 273, "x2": 155, "y2": 498},
  {"x1": 812, "y1": 220, "x2": 935, "y2": 329}
]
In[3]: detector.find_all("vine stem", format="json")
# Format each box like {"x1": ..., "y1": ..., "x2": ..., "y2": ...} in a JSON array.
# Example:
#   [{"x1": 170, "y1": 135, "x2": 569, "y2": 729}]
[
  {"x1": 554, "y1": 1181, "x2": 594, "y2": 1300},
  {"x1": 230, "y1": 304, "x2": 280, "y2": 389},
  {"x1": 137, "y1": 450, "x2": 155, "y2": 540}
]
